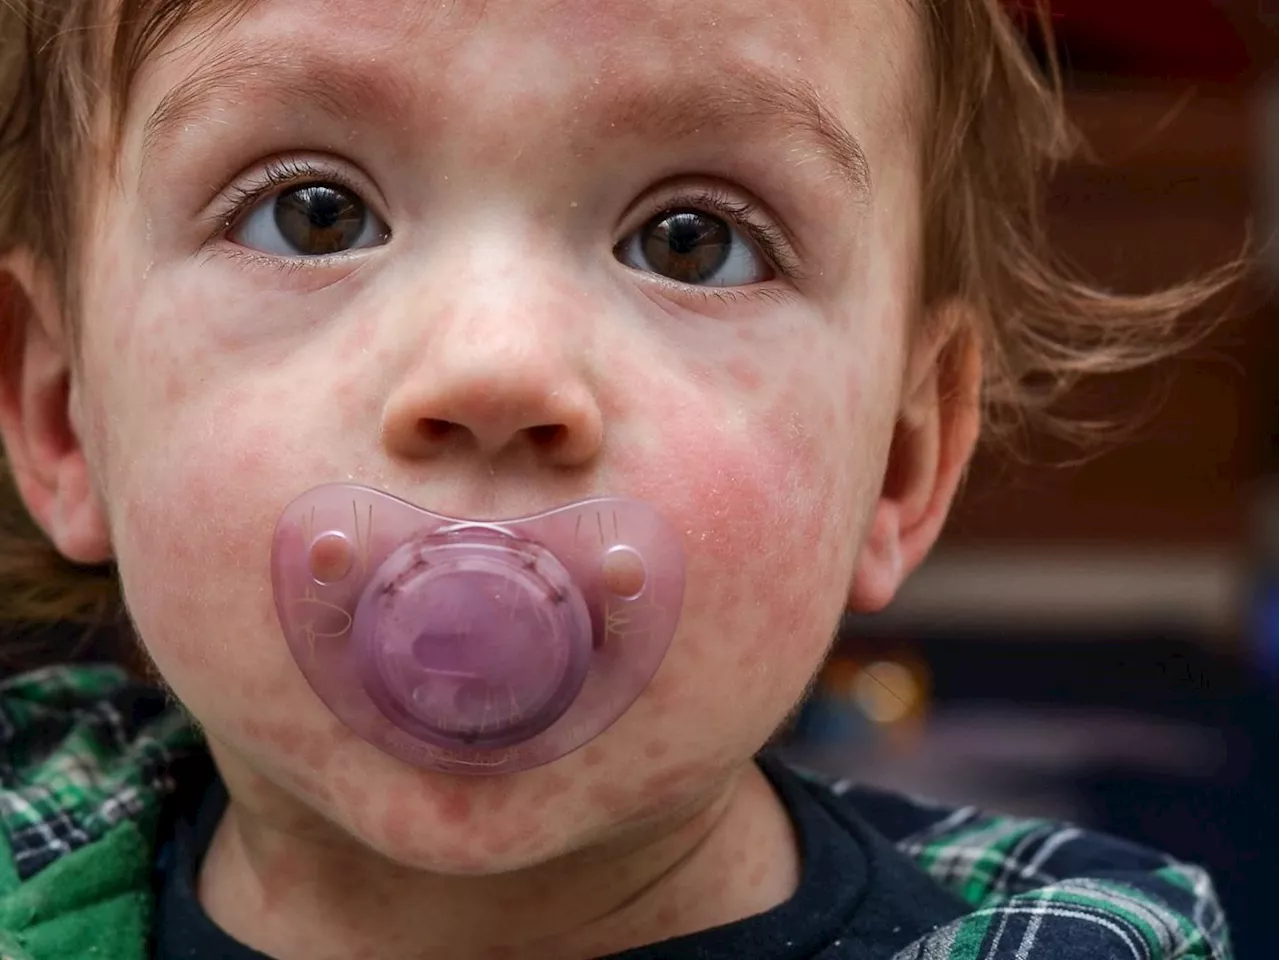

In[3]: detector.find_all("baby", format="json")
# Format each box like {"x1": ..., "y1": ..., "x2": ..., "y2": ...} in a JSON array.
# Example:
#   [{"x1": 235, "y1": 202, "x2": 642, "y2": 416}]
[{"x1": 0, "y1": 1, "x2": 1233, "y2": 958}]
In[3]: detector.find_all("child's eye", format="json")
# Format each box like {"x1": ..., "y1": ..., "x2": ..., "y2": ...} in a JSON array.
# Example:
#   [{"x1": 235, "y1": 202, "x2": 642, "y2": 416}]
[
  {"x1": 616, "y1": 209, "x2": 774, "y2": 287},
  {"x1": 229, "y1": 182, "x2": 390, "y2": 257}
]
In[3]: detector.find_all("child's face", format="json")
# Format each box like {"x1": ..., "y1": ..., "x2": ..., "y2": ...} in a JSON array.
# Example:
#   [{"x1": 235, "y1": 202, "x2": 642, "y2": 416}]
[{"x1": 46, "y1": 0, "x2": 951, "y2": 869}]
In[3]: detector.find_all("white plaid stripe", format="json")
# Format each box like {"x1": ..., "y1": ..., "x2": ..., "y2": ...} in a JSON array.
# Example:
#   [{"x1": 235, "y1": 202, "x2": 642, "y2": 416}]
[
  {"x1": 985, "y1": 903, "x2": 1146, "y2": 958},
  {"x1": 902, "y1": 818, "x2": 1061, "y2": 892}
]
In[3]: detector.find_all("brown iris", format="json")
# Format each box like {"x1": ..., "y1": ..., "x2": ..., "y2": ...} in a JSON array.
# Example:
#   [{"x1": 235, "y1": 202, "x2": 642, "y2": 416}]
[
  {"x1": 273, "y1": 184, "x2": 367, "y2": 255},
  {"x1": 639, "y1": 210, "x2": 732, "y2": 284}
]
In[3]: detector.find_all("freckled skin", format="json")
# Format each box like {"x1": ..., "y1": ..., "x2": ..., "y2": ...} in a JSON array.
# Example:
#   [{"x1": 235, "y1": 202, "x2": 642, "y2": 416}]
[{"x1": 66, "y1": 0, "x2": 931, "y2": 956}]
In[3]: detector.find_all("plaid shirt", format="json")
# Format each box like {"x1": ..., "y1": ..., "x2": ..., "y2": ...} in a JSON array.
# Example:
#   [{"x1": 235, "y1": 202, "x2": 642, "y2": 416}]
[{"x1": 0, "y1": 665, "x2": 1232, "y2": 960}]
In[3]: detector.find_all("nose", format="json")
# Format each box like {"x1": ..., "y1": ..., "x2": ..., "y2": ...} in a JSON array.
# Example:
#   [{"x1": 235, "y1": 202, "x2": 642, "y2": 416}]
[{"x1": 380, "y1": 309, "x2": 604, "y2": 469}]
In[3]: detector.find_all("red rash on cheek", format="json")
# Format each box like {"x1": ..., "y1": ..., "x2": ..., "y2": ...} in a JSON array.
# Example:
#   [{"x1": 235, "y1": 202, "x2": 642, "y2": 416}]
[
  {"x1": 613, "y1": 344, "x2": 856, "y2": 747},
  {"x1": 164, "y1": 371, "x2": 187, "y2": 405},
  {"x1": 725, "y1": 357, "x2": 764, "y2": 391}
]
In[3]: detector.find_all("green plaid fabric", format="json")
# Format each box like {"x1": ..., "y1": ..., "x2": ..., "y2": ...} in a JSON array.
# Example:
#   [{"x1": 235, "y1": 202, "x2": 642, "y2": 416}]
[
  {"x1": 828, "y1": 781, "x2": 1233, "y2": 959},
  {"x1": 0, "y1": 665, "x2": 201, "y2": 881},
  {"x1": 0, "y1": 666, "x2": 1232, "y2": 959}
]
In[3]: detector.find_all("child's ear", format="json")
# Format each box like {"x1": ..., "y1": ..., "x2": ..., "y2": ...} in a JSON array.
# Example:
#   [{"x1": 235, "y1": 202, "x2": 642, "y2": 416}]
[
  {"x1": 848, "y1": 300, "x2": 982, "y2": 613},
  {"x1": 0, "y1": 251, "x2": 112, "y2": 564}
]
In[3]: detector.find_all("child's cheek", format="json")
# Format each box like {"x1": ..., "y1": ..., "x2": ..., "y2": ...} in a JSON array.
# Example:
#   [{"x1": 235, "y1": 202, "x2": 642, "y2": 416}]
[{"x1": 591, "y1": 340, "x2": 873, "y2": 779}]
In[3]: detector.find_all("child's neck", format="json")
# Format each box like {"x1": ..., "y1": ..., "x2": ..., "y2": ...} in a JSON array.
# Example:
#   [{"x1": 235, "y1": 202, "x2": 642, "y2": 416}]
[{"x1": 197, "y1": 753, "x2": 799, "y2": 960}]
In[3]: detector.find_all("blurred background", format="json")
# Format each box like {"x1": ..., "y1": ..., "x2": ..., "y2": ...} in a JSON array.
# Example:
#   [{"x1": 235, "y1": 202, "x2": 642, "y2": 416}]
[{"x1": 781, "y1": 2, "x2": 1278, "y2": 955}]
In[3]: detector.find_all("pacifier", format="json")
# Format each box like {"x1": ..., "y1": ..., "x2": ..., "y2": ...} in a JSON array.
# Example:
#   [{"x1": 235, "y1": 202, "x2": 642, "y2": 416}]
[{"x1": 271, "y1": 484, "x2": 685, "y2": 774}]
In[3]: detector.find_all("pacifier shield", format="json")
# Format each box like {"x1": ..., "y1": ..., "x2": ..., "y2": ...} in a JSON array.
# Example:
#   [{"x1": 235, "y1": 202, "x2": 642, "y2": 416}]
[{"x1": 271, "y1": 484, "x2": 685, "y2": 775}]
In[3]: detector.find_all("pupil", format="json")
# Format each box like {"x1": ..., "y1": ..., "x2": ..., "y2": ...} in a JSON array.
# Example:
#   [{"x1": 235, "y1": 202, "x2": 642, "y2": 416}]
[
  {"x1": 274, "y1": 184, "x2": 366, "y2": 255},
  {"x1": 641, "y1": 211, "x2": 731, "y2": 283}
]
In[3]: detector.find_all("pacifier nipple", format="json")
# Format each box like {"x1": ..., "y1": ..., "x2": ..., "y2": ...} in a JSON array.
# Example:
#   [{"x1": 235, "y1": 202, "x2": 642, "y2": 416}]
[
  {"x1": 271, "y1": 485, "x2": 685, "y2": 775},
  {"x1": 353, "y1": 531, "x2": 592, "y2": 748}
]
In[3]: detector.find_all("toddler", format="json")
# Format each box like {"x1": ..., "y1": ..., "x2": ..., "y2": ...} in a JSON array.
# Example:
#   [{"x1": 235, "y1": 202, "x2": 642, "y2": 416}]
[{"x1": 0, "y1": 1, "x2": 1234, "y2": 958}]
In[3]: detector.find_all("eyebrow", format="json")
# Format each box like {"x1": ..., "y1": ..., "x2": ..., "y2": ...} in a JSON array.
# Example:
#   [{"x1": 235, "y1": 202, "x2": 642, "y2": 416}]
[
  {"x1": 141, "y1": 46, "x2": 419, "y2": 162},
  {"x1": 142, "y1": 45, "x2": 872, "y2": 197},
  {"x1": 602, "y1": 69, "x2": 873, "y2": 198}
]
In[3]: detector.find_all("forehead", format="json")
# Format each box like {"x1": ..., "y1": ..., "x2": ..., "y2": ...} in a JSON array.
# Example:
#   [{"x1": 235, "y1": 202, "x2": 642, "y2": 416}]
[
  {"x1": 156, "y1": 0, "x2": 914, "y2": 58},
  {"x1": 126, "y1": 0, "x2": 924, "y2": 142}
]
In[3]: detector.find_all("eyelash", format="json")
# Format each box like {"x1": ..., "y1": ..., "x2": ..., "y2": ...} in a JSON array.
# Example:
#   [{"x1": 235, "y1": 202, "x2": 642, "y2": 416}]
[
  {"x1": 207, "y1": 157, "x2": 367, "y2": 242},
  {"x1": 208, "y1": 161, "x2": 803, "y2": 292},
  {"x1": 630, "y1": 187, "x2": 802, "y2": 283}
]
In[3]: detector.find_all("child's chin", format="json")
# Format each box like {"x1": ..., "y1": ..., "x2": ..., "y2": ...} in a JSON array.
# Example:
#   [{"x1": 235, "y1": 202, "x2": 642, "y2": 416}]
[
  {"x1": 306, "y1": 747, "x2": 606, "y2": 876},
  {"x1": 310, "y1": 740, "x2": 718, "y2": 878}
]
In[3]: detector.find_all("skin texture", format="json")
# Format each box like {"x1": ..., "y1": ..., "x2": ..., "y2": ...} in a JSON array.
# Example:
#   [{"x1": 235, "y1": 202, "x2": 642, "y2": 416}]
[{"x1": 0, "y1": 1, "x2": 982, "y2": 957}]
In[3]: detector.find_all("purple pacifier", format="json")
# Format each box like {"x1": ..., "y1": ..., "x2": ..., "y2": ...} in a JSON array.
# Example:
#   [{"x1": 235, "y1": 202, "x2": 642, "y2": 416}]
[{"x1": 271, "y1": 485, "x2": 685, "y2": 774}]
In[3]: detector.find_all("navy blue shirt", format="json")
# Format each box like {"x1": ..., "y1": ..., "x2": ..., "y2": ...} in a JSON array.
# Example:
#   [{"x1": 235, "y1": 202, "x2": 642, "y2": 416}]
[
  {"x1": 152, "y1": 755, "x2": 968, "y2": 959},
  {"x1": 152, "y1": 753, "x2": 1230, "y2": 959}
]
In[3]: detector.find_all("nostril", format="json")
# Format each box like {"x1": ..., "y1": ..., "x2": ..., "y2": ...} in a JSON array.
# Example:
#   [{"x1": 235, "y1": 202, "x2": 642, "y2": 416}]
[
  {"x1": 528, "y1": 424, "x2": 567, "y2": 448},
  {"x1": 406, "y1": 419, "x2": 574, "y2": 455},
  {"x1": 417, "y1": 418, "x2": 459, "y2": 442}
]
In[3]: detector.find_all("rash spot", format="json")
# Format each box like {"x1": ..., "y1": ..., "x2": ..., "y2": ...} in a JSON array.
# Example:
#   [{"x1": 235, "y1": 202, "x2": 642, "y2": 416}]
[
  {"x1": 726, "y1": 356, "x2": 763, "y2": 390},
  {"x1": 164, "y1": 371, "x2": 187, "y2": 404},
  {"x1": 643, "y1": 739, "x2": 670, "y2": 759},
  {"x1": 640, "y1": 761, "x2": 702, "y2": 803},
  {"x1": 262, "y1": 718, "x2": 305, "y2": 755},
  {"x1": 434, "y1": 786, "x2": 473, "y2": 825},
  {"x1": 300, "y1": 732, "x2": 335, "y2": 772}
]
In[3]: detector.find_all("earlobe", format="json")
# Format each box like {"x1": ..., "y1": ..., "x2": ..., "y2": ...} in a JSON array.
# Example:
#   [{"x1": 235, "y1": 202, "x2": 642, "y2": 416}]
[
  {"x1": 846, "y1": 505, "x2": 903, "y2": 613},
  {"x1": 848, "y1": 302, "x2": 982, "y2": 613},
  {"x1": 0, "y1": 253, "x2": 112, "y2": 565}
]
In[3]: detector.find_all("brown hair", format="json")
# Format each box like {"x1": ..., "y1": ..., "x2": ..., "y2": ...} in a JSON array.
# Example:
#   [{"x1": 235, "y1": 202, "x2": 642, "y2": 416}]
[{"x1": 0, "y1": 0, "x2": 1239, "y2": 661}]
